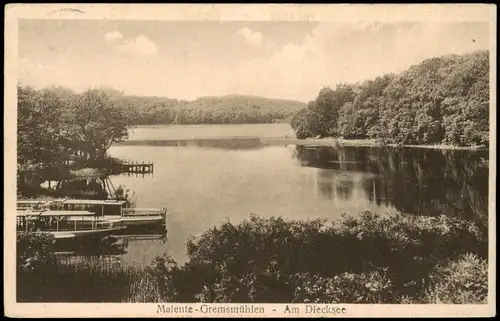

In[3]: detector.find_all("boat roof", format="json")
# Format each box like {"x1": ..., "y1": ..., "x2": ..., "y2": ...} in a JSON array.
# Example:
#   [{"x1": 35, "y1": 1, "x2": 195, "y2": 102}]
[
  {"x1": 17, "y1": 199, "x2": 66, "y2": 204},
  {"x1": 17, "y1": 210, "x2": 97, "y2": 217},
  {"x1": 18, "y1": 200, "x2": 49, "y2": 204},
  {"x1": 62, "y1": 199, "x2": 127, "y2": 205}
]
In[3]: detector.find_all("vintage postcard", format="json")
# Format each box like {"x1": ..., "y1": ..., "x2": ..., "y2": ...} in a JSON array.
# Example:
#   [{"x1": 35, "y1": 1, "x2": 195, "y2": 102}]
[{"x1": 4, "y1": 3, "x2": 496, "y2": 318}]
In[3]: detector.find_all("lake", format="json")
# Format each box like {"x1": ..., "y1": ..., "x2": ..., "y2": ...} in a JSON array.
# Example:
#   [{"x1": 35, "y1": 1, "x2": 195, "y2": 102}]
[{"x1": 106, "y1": 124, "x2": 489, "y2": 265}]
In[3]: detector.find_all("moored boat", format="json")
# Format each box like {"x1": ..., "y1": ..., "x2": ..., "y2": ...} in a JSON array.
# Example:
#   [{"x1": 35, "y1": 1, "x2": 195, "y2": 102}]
[
  {"x1": 16, "y1": 198, "x2": 168, "y2": 233},
  {"x1": 16, "y1": 209, "x2": 126, "y2": 252},
  {"x1": 59, "y1": 199, "x2": 167, "y2": 232}
]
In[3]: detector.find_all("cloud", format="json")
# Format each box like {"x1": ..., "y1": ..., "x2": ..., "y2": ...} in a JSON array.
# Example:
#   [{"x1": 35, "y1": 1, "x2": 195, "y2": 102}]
[
  {"x1": 19, "y1": 22, "x2": 489, "y2": 102},
  {"x1": 252, "y1": 22, "x2": 490, "y2": 100},
  {"x1": 104, "y1": 31, "x2": 123, "y2": 42},
  {"x1": 237, "y1": 27, "x2": 263, "y2": 46},
  {"x1": 118, "y1": 35, "x2": 158, "y2": 57}
]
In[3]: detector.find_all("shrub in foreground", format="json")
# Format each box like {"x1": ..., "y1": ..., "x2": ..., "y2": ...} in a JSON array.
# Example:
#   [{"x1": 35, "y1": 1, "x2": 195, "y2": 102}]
[
  {"x1": 16, "y1": 231, "x2": 57, "y2": 302},
  {"x1": 16, "y1": 231, "x2": 156, "y2": 303},
  {"x1": 292, "y1": 269, "x2": 393, "y2": 304},
  {"x1": 151, "y1": 212, "x2": 487, "y2": 303},
  {"x1": 16, "y1": 212, "x2": 488, "y2": 303},
  {"x1": 423, "y1": 253, "x2": 488, "y2": 304}
]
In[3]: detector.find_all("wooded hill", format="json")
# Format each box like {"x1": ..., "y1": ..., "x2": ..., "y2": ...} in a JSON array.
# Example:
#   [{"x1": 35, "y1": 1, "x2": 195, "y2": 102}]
[{"x1": 119, "y1": 94, "x2": 307, "y2": 125}]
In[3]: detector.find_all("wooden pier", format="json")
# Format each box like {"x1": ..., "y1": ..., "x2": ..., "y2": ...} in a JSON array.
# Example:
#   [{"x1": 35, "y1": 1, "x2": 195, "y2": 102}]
[{"x1": 121, "y1": 161, "x2": 154, "y2": 174}]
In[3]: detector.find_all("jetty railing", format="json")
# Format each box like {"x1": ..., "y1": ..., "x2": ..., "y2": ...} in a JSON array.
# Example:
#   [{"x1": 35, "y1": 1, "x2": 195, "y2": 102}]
[
  {"x1": 120, "y1": 160, "x2": 154, "y2": 174},
  {"x1": 122, "y1": 207, "x2": 167, "y2": 217}
]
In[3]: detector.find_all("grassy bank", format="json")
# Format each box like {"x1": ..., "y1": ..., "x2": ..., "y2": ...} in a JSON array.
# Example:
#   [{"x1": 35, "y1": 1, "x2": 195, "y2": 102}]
[{"x1": 17, "y1": 211, "x2": 488, "y2": 303}]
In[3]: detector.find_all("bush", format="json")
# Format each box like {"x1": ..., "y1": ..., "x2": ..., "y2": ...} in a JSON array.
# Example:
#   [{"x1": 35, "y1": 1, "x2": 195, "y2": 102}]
[
  {"x1": 115, "y1": 184, "x2": 137, "y2": 207},
  {"x1": 330, "y1": 212, "x2": 487, "y2": 297},
  {"x1": 16, "y1": 232, "x2": 159, "y2": 302},
  {"x1": 17, "y1": 231, "x2": 56, "y2": 273},
  {"x1": 423, "y1": 253, "x2": 488, "y2": 304},
  {"x1": 18, "y1": 255, "x2": 159, "y2": 302},
  {"x1": 17, "y1": 212, "x2": 488, "y2": 303},
  {"x1": 16, "y1": 231, "x2": 57, "y2": 302},
  {"x1": 152, "y1": 212, "x2": 487, "y2": 303},
  {"x1": 292, "y1": 269, "x2": 394, "y2": 303}
]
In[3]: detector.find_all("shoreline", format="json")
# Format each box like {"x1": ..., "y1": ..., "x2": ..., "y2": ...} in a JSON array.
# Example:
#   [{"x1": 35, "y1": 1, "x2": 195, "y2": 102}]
[{"x1": 117, "y1": 137, "x2": 488, "y2": 151}]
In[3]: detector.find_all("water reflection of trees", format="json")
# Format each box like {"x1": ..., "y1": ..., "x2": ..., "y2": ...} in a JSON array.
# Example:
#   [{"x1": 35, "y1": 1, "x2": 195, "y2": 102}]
[
  {"x1": 336, "y1": 178, "x2": 355, "y2": 201},
  {"x1": 294, "y1": 145, "x2": 489, "y2": 228},
  {"x1": 39, "y1": 176, "x2": 113, "y2": 200},
  {"x1": 315, "y1": 170, "x2": 356, "y2": 201},
  {"x1": 316, "y1": 170, "x2": 335, "y2": 200},
  {"x1": 38, "y1": 175, "x2": 136, "y2": 207}
]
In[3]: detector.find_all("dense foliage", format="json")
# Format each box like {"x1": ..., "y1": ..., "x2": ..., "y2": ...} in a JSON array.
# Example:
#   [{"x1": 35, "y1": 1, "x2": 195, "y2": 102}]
[
  {"x1": 119, "y1": 95, "x2": 306, "y2": 125},
  {"x1": 16, "y1": 212, "x2": 488, "y2": 303},
  {"x1": 291, "y1": 51, "x2": 490, "y2": 147},
  {"x1": 423, "y1": 253, "x2": 488, "y2": 304},
  {"x1": 17, "y1": 231, "x2": 56, "y2": 273},
  {"x1": 16, "y1": 230, "x2": 148, "y2": 302},
  {"x1": 158, "y1": 212, "x2": 486, "y2": 303},
  {"x1": 16, "y1": 231, "x2": 57, "y2": 301},
  {"x1": 17, "y1": 86, "x2": 136, "y2": 170}
]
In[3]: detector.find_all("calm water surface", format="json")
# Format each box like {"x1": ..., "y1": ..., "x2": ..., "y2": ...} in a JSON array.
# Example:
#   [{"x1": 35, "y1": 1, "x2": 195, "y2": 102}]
[{"x1": 106, "y1": 124, "x2": 489, "y2": 265}]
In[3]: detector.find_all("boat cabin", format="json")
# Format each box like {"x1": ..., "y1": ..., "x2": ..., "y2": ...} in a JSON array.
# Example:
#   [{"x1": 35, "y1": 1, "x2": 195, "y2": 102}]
[
  {"x1": 17, "y1": 198, "x2": 167, "y2": 220},
  {"x1": 17, "y1": 199, "x2": 66, "y2": 210},
  {"x1": 58, "y1": 199, "x2": 127, "y2": 216},
  {"x1": 17, "y1": 200, "x2": 49, "y2": 210},
  {"x1": 16, "y1": 210, "x2": 111, "y2": 232}
]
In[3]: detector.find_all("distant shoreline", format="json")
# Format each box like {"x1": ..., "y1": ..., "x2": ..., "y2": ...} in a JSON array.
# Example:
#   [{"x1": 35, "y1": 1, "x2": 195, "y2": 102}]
[
  {"x1": 118, "y1": 137, "x2": 488, "y2": 151},
  {"x1": 264, "y1": 138, "x2": 488, "y2": 150}
]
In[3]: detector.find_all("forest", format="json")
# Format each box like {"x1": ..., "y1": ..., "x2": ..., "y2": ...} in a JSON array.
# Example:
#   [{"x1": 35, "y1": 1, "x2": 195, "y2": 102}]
[
  {"x1": 118, "y1": 95, "x2": 306, "y2": 125},
  {"x1": 291, "y1": 50, "x2": 490, "y2": 147}
]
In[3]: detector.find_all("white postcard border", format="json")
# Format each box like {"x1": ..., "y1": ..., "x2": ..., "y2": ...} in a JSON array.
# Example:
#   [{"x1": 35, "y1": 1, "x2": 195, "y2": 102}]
[{"x1": 4, "y1": 3, "x2": 497, "y2": 318}]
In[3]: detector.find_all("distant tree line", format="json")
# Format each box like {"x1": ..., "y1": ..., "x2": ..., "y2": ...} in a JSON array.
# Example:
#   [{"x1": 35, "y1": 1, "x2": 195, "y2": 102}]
[
  {"x1": 118, "y1": 95, "x2": 306, "y2": 125},
  {"x1": 17, "y1": 86, "x2": 306, "y2": 171},
  {"x1": 291, "y1": 51, "x2": 490, "y2": 147}
]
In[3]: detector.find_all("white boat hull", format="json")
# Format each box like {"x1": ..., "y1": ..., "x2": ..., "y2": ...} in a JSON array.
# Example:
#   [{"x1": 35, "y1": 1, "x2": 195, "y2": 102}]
[
  {"x1": 54, "y1": 227, "x2": 125, "y2": 239},
  {"x1": 33, "y1": 226, "x2": 126, "y2": 240},
  {"x1": 118, "y1": 217, "x2": 164, "y2": 225}
]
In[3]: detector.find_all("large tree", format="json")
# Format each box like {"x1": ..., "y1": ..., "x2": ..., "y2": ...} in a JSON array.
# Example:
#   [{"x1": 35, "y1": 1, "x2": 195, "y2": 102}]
[
  {"x1": 308, "y1": 85, "x2": 355, "y2": 138},
  {"x1": 291, "y1": 102, "x2": 322, "y2": 139},
  {"x1": 63, "y1": 89, "x2": 135, "y2": 160},
  {"x1": 17, "y1": 86, "x2": 66, "y2": 169}
]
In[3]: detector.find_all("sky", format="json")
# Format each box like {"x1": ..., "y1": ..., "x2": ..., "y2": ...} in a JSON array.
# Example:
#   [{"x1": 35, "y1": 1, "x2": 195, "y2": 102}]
[{"x1": 18, "y1": 20, "x2": 490, "y2": 102}]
